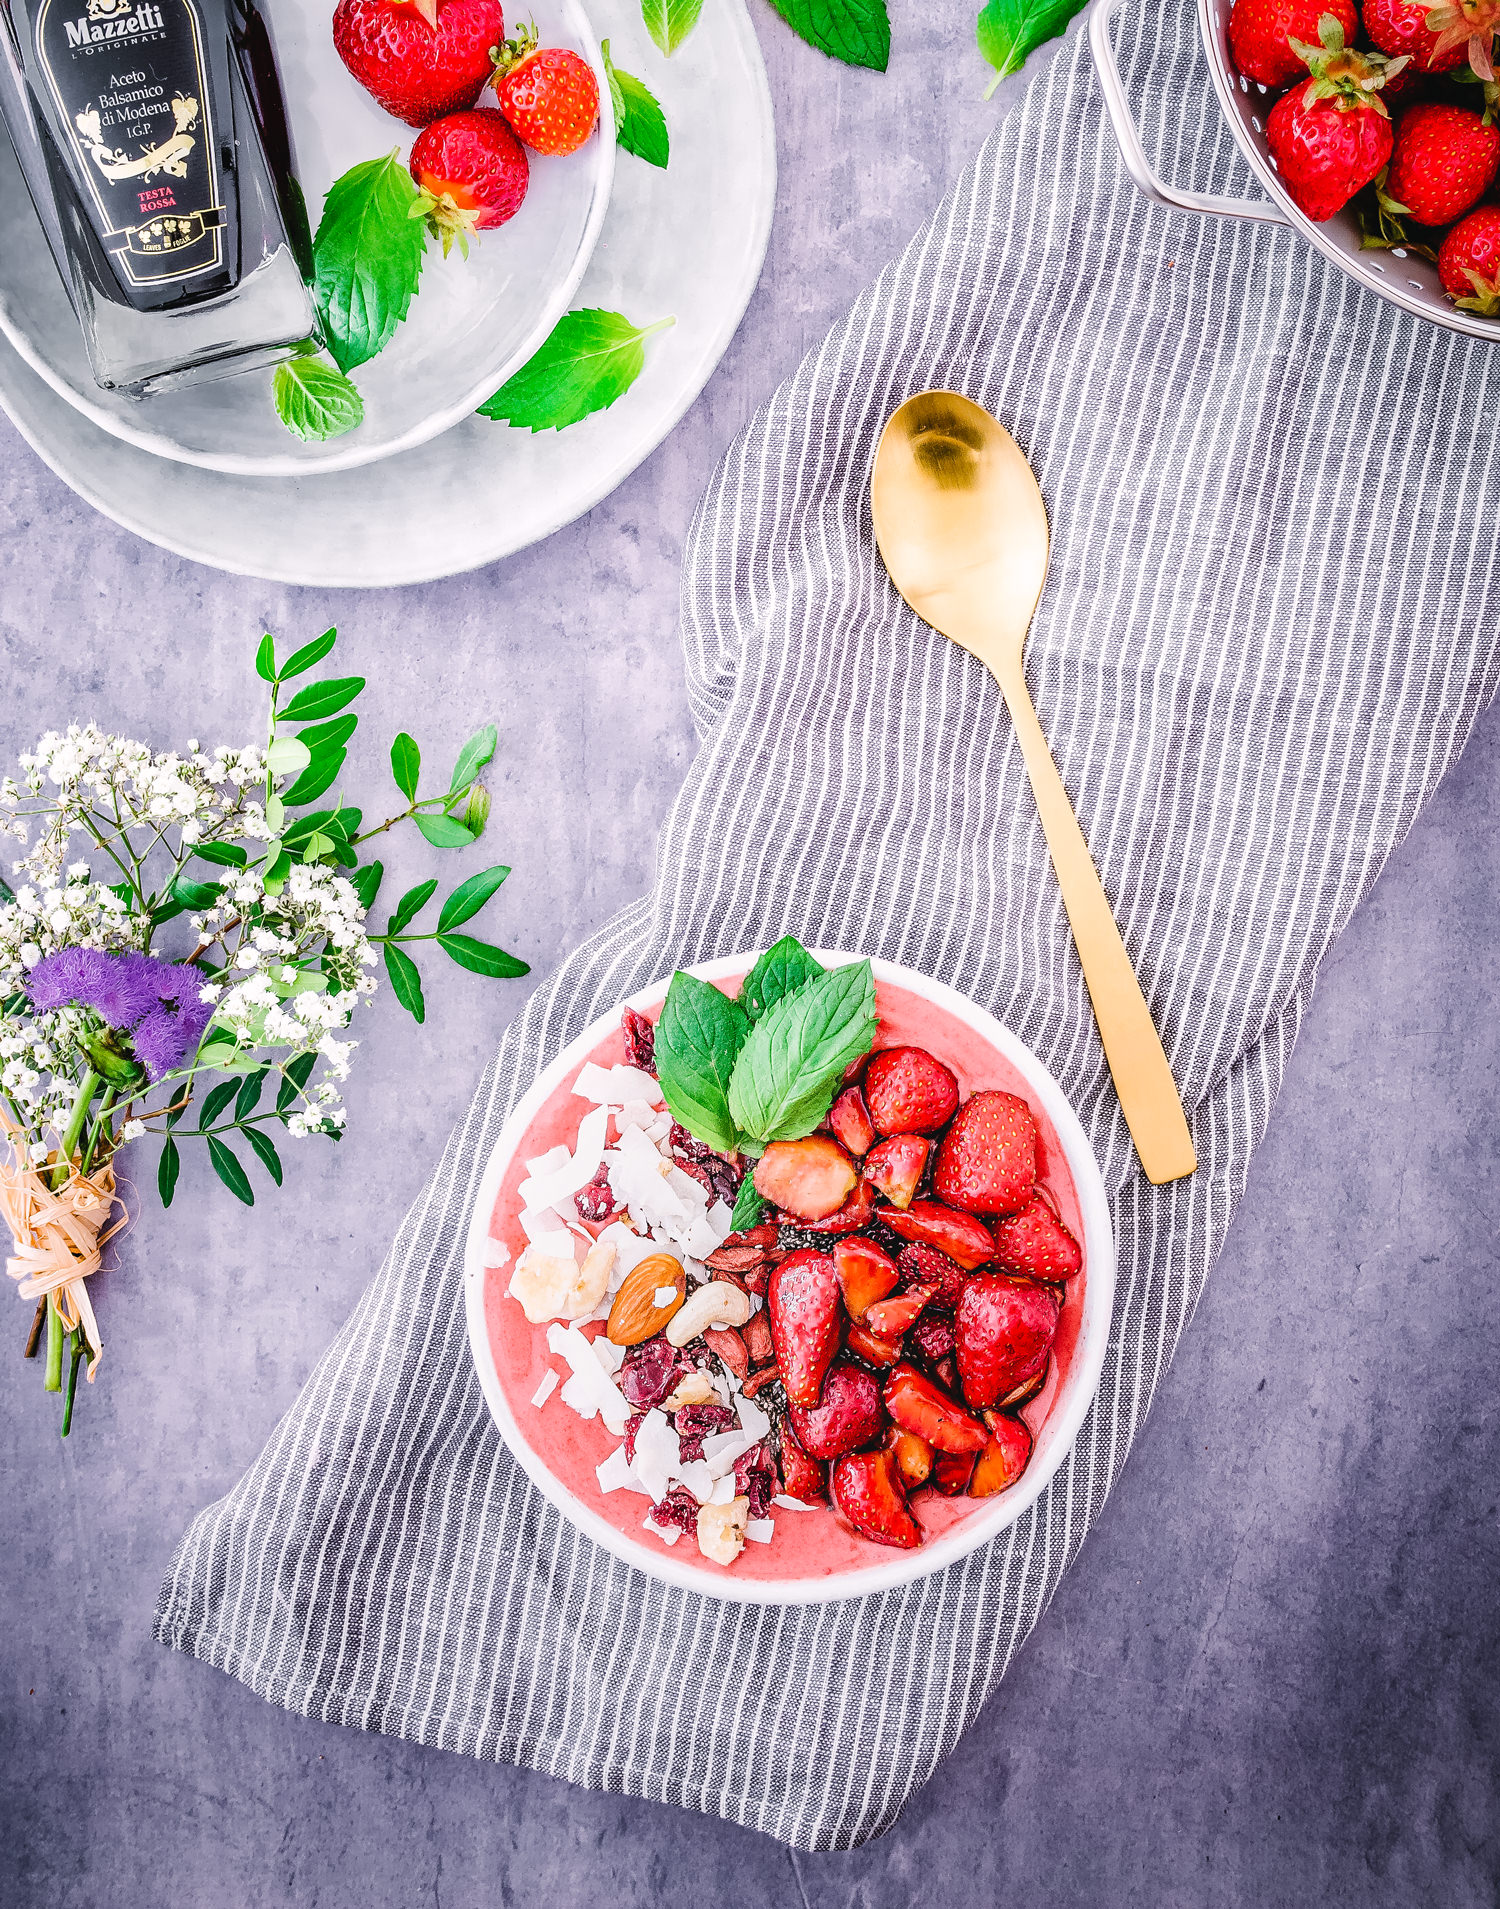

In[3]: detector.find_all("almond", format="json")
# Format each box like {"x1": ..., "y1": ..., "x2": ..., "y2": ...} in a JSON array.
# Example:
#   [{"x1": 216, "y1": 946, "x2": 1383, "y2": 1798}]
[{"x1": 606, "y1": 1252, "x2": 686, "y2": 1346}]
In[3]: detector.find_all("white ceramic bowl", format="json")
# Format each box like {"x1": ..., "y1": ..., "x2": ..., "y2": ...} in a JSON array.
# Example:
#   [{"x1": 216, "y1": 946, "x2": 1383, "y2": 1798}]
[
  {"x1": 0, "y1": 0, "x2": 615, "y2": 474},
  {"x1": 463, "y1": 952, "x2": 1116, "y2": 1605}
]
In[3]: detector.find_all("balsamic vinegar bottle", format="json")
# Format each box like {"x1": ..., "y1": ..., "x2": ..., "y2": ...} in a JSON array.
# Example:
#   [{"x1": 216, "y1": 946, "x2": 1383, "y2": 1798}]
[{"x1": 0, "y1": 0, "x2": 317, "y2": 392}]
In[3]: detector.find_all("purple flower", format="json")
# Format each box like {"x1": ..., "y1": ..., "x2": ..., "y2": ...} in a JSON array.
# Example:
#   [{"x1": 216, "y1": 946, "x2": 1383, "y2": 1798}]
[
  {"x1": 25, "y1": 947, "x2": 214, "y2": 1080},
  {"x1": 128, "y1": 965, "x2": 214, "y2": 1080}
]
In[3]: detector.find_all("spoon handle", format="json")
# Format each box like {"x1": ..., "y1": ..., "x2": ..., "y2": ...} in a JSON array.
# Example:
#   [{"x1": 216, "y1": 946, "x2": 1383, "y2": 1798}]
[{"x1": 992, "y1": 662, "x2": 1197, "y2": 1185}]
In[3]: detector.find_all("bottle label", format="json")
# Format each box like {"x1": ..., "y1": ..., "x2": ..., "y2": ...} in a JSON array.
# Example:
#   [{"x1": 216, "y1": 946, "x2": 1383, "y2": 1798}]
[{"x1": 34, "y1": 0, "x2": 224, "y2": 286}]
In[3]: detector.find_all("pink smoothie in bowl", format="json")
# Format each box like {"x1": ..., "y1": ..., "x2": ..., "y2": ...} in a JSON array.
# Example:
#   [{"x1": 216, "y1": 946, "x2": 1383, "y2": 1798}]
[{"x1": 462, "y1": 952, "x2": 1115, "y2": 1605}]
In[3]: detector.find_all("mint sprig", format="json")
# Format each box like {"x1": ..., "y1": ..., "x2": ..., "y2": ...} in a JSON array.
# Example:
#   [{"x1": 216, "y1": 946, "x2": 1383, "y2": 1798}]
[
  {"x1": 976, "y1": 0, "x2": 1087, "y2": 96},
  {"x1": 478, "y1": 309, "x2": 675, "y2": 432},
  {"x1": 656, "y1": 973, "x2": 750, "y2": 1153},
  {"x1": 767, "y1": 0, "x2": 890, "y2": 70},
  {"x1": 641, "y1": 0, "x2": 704, "y2": 56},
  {"x1": 312, "y1": 151, "x2": 427, "y2": 372},
  {"x1": 738, "y1": 936, "x2": 824, "y2": 1022},
  {"x1": 603, "y1": 38, "x2": 670, "y2": 167},
  {"x1": 273, "y1": 353, "x2": 364, "y2": 442}
]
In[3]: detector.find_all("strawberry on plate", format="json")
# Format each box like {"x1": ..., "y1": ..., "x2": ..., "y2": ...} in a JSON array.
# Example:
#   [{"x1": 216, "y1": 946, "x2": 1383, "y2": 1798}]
[
  {"x1": 932, "y1": 1089, "x2": 1036, "y2": 1216},
  {"x1": 881, "y1": 1200, "x2": 996, "y2": 1269},
  {"x1": 832, "y1": 1234, "x2": 899, "y2": 1321},
  {"x1": 333, "y1": 0, "x2": 505, "y2": 128},
  {"x1": 409, "y1": 108, "x2": 529, "y2": 254},
  {"x1": 776, "y1": 1424, "x2": 828, "y2": 1503},
  {"x1": 1264, "y1": 19, "x2": 1406, "y2": 221},
  {"x1": 787, "y1": 1361, "x2": 884, "y2": 1460},
  {"x1": 1438, "y1": 203, "x2": 1500, "y2": 310},
  {"x1": 831, "y1": 1448, "x2": 921, "y2": 1549},
  {"x1": 767, "y1": 1248, "x2": 843, "y2": 1407},
  {"x1": 990, "y1": 1192, "x2": 1082, "y2": 1281},
  {"x1": 491, "y1": 22, "x2": 600, "y2": 155},
  {"x1": 883, "y1": 1363, "x2": 988, "y2": 1455},
  {"x1": 969, "y1": 1415, "x2": 1034, "y2": 1496},
  {"x1": 863, "y1": 1046, "x2": 959, "y2": 1136},
  {"x1": 863, "y1": 1132, "x2": 929, "y2": 1209},
  {"x1": 1382, "y1": 101, "x2": 1500, "y2": 226},
  {"x1": 955, "y1": 1274, "x2": 1061, "y2": 1410},
  {"x1": 828, "y1": 1085, "x2": 877, "y2": 1157},
  {"x1": 1228, "y1": 0, "x2": 1356, "y2": 88}
]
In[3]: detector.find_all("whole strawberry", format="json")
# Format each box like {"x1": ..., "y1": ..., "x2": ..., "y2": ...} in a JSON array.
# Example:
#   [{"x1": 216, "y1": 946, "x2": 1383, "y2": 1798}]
[
  {"x1": 491, "y1": 22, "x2": 599, "y2": 155},
  {"x1": 989, "y1": 1192, "x2": 1082, "y2": 1282},
  {"x1": 1266, "y1": 18, "x2": 1406, "y2": 221},
  {"x1": 1438, "y1": 203, "x2": 1500, "y2": 309},
  {"x1": 1383, "y1": 101, "x2": 1500, "y2": 224},
  {"x1": 786, "y1": 1360, "x2": 884, "y2": 1461},
  {"x1": 409, "y1": 108, "x2": 528, "y2": 254},
  {"x1": 1421, "y1": 0, "x2": 1500, "y2": 78},
  {"x1": 955, "y1": 1274, "x2": 1060, "y2": 1411},
  {"x1": 1364, "y1": 0, "x2": 1468, "y2": 71},
  {"x1": 1228, "y1": 0, "x2": 1355, "y2": 88},
  {"x1": 862, "y1": 1046, "x2": 959, "y2": 1136},
  {"x1": 932, "y1": 1090, "x2": 1036, "y2": 1216},
  {"x1": 333, "y1": 0, "x2": 505, "y2": 129}
]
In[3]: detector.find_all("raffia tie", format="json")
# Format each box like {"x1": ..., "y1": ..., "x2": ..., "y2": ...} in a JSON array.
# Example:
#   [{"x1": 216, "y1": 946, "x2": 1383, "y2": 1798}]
[{"x1": 1, "y1": 1113, "x2": 124, "y2": 1380}]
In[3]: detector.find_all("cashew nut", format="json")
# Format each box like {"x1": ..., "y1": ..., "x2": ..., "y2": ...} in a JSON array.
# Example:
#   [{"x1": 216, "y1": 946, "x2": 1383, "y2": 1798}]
[
  {"x1": 696, "y1": 1495, "x2": 749, "y2": 1566},
  {"x1": 508, "y1": 1246, "x2": 580, "y2": 1324},
  {"x1": 662, "y1": 1370, "x2": 720, "y2": 1413},
  {"x1": 562, "y1": 1238, "x2": 615, "y2": 1320},
  {"x1": 665, "y1": 1280, "x2": 754, "y2": 1346}
]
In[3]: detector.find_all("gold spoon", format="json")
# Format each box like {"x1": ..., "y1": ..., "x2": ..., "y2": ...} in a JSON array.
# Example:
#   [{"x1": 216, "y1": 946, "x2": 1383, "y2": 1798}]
[{"x1": 871, "y1": 390, "x2": 1196, "y2": 1185}]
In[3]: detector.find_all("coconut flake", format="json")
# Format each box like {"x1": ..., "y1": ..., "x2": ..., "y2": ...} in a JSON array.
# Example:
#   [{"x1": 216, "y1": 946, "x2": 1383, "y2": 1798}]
[
  {"x1": 518, "y1": 1104, "x2": 611, "y2": 1211},
  {"x1": 547, "y1": 1322, "x2": 631, "y2": 1434},
  {"x1": 701, "y1": 1430, "x2": 757, "y2": 1478},
  {"x1": 483, "y1": 1236, "x2": 512, "y2": 1270},
  {"x1": 675, "y1": 1459, "x2": 716, "y2": 1503},
  {"x1": 596, "y1": 1446, "x2": 633, "y2": 1493},
  {"x1": 709, "y1": 1473, "x2": 736, "y2": 1505},
  {"x1": 736, "y1": 1393, "x2": 772, "y2": 1441},
  {"x1": 530, "y1": 1369, "x2": 559, "y2": 1408},
  {"x1": 591, "y1": 1335, "x2": 626, "y2": 1376},
  {"x1": 524, "y1": 1143, "x2": 573, "y2": 1179},
  {"x1": 594, "y1": 1218, "x2": 665, "y2": 1292},
  {"x1": 772, "y1": 1495, "x2": 816, "y2": 1511},
  {"x1": 745, "y1": 1519, "x2": 775, "y2": 1544},
  {"x1": 643, "y1": 1513, "x2": 682, "y2": 1546},
  {"x1": 575, "y1": 1062, "x2": 663, "y2": 1108},
  {"x1": 615, "y1": 1099, "x2": 658, "y2": 1132},
  {"x1": 652, "y1": 1285, "x2": 677, "y2": 1308},
  {"x1": 631, "y1": 1409, "x2": 681, "y2": 1500}
]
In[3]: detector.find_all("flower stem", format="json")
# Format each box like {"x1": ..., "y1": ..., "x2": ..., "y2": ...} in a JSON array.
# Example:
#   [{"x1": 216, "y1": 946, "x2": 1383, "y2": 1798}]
[
  {"x1": 43, "y1": 1295, "x2": 63, "y2": 1391},
  {"x1": 61, "y1": 1327, "x2": 84, "y2": 1435},
  {"x1": 79, "y1": 1088, "x2": 118, "y2": 1177},
  {"x1": 50, "y1": 1069, "x2": 102, "y2": 1191},
  {"x1": 23, "y1": 1296, "x2": 45, "y2": 1359}
]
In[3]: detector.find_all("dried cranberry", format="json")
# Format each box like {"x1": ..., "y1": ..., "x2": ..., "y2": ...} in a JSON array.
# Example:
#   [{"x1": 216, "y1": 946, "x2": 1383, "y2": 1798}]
[
  {"x1": 674, "y1": 1155, "x2": 717, "y2": 1198},
  {"x1": 650, "y1": 1484, "x2": 700, "y2": 1535},
  {"x1": 669, "y1": 1122, "x2": 713, "y2": 1164},
  {"x1": 619, "y1": 1335, "x2": 680, "y2": 1411},
  {"x1": 910, "y1": 1309, "x2": 956, "y2": 1364},
  {"x1": 575, "y1": 1162, "x2": 619, "y2": 1223},
  {"x1": 669, "y1": 1124, "x2": 742, "y2": 1208},
  {"x1": 622, "y1": 1007, "x2": 656, "y2": 1073},
  {"x1": 735, "y1": 1440, "x2": 777, "y2": 1522},
  {"x1": 623, "y1": 1411, "x2": 646, "y2": 1463},
  {"x1": 673, "y1": 1400, "x2": 735, "y2": 1463}
]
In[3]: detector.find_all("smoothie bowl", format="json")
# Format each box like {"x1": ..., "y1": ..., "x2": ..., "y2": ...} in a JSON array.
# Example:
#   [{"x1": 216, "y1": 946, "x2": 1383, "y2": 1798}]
[{"x1": 463, "y1": 946, "x2": 1115, "y2": 1604}]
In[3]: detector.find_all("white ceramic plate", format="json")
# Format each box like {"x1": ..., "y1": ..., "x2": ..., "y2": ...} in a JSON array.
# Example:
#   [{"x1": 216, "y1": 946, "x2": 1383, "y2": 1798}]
[
  {"x1": 0, "y1": 0, "x2": 774, "y2": 580},
  {"x1": 0, "y1": 0, "x2": 614, "y2": 475},
  {"x1": 462, "y1": 953, "x2": 1116, "y2": 1606}
]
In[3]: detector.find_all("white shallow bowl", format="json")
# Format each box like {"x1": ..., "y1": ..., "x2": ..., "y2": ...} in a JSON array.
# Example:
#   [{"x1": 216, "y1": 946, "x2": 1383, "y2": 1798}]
[
  {"x1": 0, "y1": 0, "x2": 614, "y2": 475},
  {"x1": 0, "y1": 0, "x2": 775, "y2": 583},
  {"x1": 463, "y1": 952, "x2": 1116, "y2": 1606}
]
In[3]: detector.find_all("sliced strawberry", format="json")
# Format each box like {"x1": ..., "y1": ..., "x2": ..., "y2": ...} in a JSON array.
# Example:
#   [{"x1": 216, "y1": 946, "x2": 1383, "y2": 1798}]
[
  {"x1": 863, "y1": 1046, "x2": 959, "y2": 1135},
  {"x1": 883, "y1": 1362, "x2": 988, "y2": 1455},
  {"x1": 996, "y1": 1359, "x2": 1049, "y2": 1411},
  {"x1": 955, "y1": 1274, "x2": 1061, "y2": 1410},
  {"x1": 831, "y1": 1448, "x2": 922, "y2": 1548},
  {"x1": 896, "y1": 1240, "x2": 966, "y2": 1307},
  {"x1": 930, "y1": 1449, "x2": 977, "y2": 1495},
  {"x1": 863, "y1": 1132, "x2": 929, "y2": 1210},
  {"x1": 787, "y1": 1360, "x2": 884, "y2": 1460},
  {"x1": 864, "y1": 1284, "x2": 935, "y2": 1339},
  {"x1": 754, "y1": 1136, "x2": 856, "y2": 1222},
  {"x1": 767, "y1": 1248, "x2": 842, "y2": 1407},
  {"x1": 908, "y1": 1308, "x2": 956, "y2": 1366},
  {"x1": 885, "y1": 1425, "x2": 934, "y2": 1489},
  {"x1": 815, "y1": 1176, "x2": 878, "y2": 1235},
  {"x1": 828, "y1": 1085, "x2": 877, "y2": 1158},
  {"x1": 776, "y1": 1423, "x2": 828, "y2": 1503},
  {"x1": 833, "y1": 1234, "x2": 898, "y2": 1321},
  {"x1": 969, "y1": 1415, "x2": 1034, "y2": 1496},
  {"x1": 933, "y1": 1091, "x2": 1036, "y2": 1216},
  {"x1": 844, "y1": 1321, "x2": 904, "y2": 1367},
  {"x1": 880, "y1": 1200, "x2": 995, "y2": 1270},
  {"x1": 990, "y1": 1193, "x2": 1082, "y2": 1281}
]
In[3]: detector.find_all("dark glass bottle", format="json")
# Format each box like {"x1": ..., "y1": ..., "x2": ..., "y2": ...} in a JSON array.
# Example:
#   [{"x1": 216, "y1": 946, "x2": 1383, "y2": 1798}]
[{"x1": 0, "y1": 0, "x2": 317, "y2": 390}]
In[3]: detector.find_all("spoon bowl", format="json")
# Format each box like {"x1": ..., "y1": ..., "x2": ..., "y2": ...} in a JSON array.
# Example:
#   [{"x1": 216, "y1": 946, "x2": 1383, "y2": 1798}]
[{"x1": 871, "y1": 391, "x2": 1196, "y2": 1186}]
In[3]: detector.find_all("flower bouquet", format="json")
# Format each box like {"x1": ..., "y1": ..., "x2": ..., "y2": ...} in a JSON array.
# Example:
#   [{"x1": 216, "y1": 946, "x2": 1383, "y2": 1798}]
[{"x1": 0, "y1": 627, "x2": 528, "y2": 1433}]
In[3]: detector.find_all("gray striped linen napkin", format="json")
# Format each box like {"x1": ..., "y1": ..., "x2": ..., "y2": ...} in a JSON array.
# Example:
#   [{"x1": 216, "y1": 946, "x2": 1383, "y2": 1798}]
[{"x1": 154, "y1": 0, "x2": 1500, "y2": 1851}]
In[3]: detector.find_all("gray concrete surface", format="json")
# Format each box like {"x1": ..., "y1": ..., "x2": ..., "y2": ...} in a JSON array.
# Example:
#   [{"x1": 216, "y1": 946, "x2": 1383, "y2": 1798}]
[{"x1": 2, "y1": 12, "x2": 1498, "y2": 1906}]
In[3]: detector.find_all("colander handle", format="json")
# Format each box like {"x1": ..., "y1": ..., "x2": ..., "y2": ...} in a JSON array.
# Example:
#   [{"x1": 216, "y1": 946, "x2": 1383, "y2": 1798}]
[{"x1": 1088, "y1": 0, "x2": 1288, "y2": 225}]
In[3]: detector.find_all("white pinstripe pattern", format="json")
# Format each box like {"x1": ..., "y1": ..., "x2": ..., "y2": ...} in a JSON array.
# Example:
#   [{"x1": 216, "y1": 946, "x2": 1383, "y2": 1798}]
[{"x1": 154, "y1": 3, "x2": 1500, "y2": 1848}]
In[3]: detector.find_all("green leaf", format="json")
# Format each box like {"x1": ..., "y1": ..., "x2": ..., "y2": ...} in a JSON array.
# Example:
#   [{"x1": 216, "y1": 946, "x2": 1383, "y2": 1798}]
[
  {"x1": 312, "y1": 151, "x2": 427, "y2": 373},
  {"x1": 641, "y1": 0, "x2": 704, "y2": 55},
  {"x1": 729, "y1": 1174, "x2": 767, "y2": 1231},
  {"x1": 478, "y1": 309, "x2": 674, "y2": 432},
  {"x1": 280, "y1": 629, "x2": 338, "y2": 680},
  {"x1": 107, "y1": 882, "x2": 134, "y2": 912},
  {"x1": 169, "y1": 874, "x2": 223, "y2": 911},
  {"x1": 765, "y1": 0, "x2": 889, "y2": 68},
  {"x1": 234, "y1": 1069, "x2": 267, "y2": 1122},
  {"x1": 245, "y1": 1126, "x2": 284, "y2": 1187},
  {"x1": 157, "y1": 1136, "x2": 180, "y2": 1208},
  {"x1": 273, "y1": 354, "x2": 364, "y2": 442},
  {"x1": 207, "y1": 1134, "x2": 255, "y2": 1206},
  {"x1": 976, "y1": 0, "x2": 1085, "y2": 93},
  {"x1": 727, "y1": 959, "x2": 876, "y2": 1143},
  {"x1": 351, "y1": 861, "x2": 384, "y2": 910},
  {"x1": 603, "y1": 39, "x2": 669, "y2": 166},
  {"x1": 281, "y1": 749, "x2": 347, "y2": 808},
  {"x1": 414, "y1": 813, "x2": 476, "y2": 849},
  {"x1": 198, "y1": 1078, "x2": 240, "y2": 1129},
  {"x1": 437, "y1": 864, "x2": 510, "y2": 933},
  {"x1": 391, "y1": 733, "x2": 420, "y2": 801},
  {"x1": 436, "y1": 933, "x2": 529, "y2": 979},
  {"x1": 738, "y1": 936, "x2": 824, "y2": 1022},
  {"x1": 276, "y1": 1051, "x2": 318, "y2": 1111},
  {"x1": 266, "y1": 735, "x2": 312, "y2": 778},
  {"x1": 655, "y1": 971, "x2": 749, "y2": 1153},
  {"x1": 388, "y1": 878, "x2": 438, "y2": 935},
  {"x1": 448, "y1": 723, "x2": 497, "y2": 795},
  {"x1": 294, "y1": 713, "x2": 359, "y2": 753},
  {"x1": 192, "y1": 841, "x2": 247, "y2": 868},
  {"x1": 384, "y1": 942, "x2": 426, "y2": 1022},
  {"x1": 279, "y1": 675, "x2": 365, "y2": 722},
  {"x1": 254, "y1": 633, "x2": 277, "y2": 683}
]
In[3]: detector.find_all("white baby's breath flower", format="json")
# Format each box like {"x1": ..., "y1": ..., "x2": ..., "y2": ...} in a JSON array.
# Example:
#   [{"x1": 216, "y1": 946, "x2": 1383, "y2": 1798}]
[{"x1": 120, "y1": 1119, "x2": 146, "y2": 1142}]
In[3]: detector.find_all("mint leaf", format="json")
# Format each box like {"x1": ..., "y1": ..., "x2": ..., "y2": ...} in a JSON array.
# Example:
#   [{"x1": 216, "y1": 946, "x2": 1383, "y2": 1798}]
[
  {"x1": 729, "y1": 1175, "x2": 766, "y2": 1231},
  {"x1": 280, "y1": 629, "x2": 338, "y2": 680},
  {"x1": 656, "y1": 972, "x2": 749, "y2": 1153},
  {"x1": 278, "y1": 676, "x2": 364, "y2": 721},
  {"x1": 436, "y1": 933, "x2": 529, "y2": 978},
  {"x1": 603, "y1": 39, "x2": 669, "y2": 166},
  {"x1": 384, "y1": 943, "x2": 426, "y2": 1023},
  {"x1": 641, "y1": 0, "x2": 704, "y2": 55},
  {"x1": 437, "y1": 864, "x2": 510, "y2": 933},
  {"x1": 391, "y1": 733, "x2": 420, "y2": 801},
  {"x1": 449, "y1": 723, "x2": 497, "y2": 794},
  {"x1": 976, "y1": 0, "x2": 1085, "y2": 95},
  {"x1": 766, "y1": 0, "x2": 889, "y2": 69},
  {"x1": 738, "y1": 936, "x2": 824, "y2": 1022},
  {"x1": 313, "y1": 152, "x2": 427, "y2": 373},
  {"x1": 478, "y1": 309, "x2": 674, "y2": 432},
  {"x1": 274, "y1": 354, "x2": 364, "y2": 442},
  {"x1": 727, "y1": 960, "x2": 876, "y2": 1143}
]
